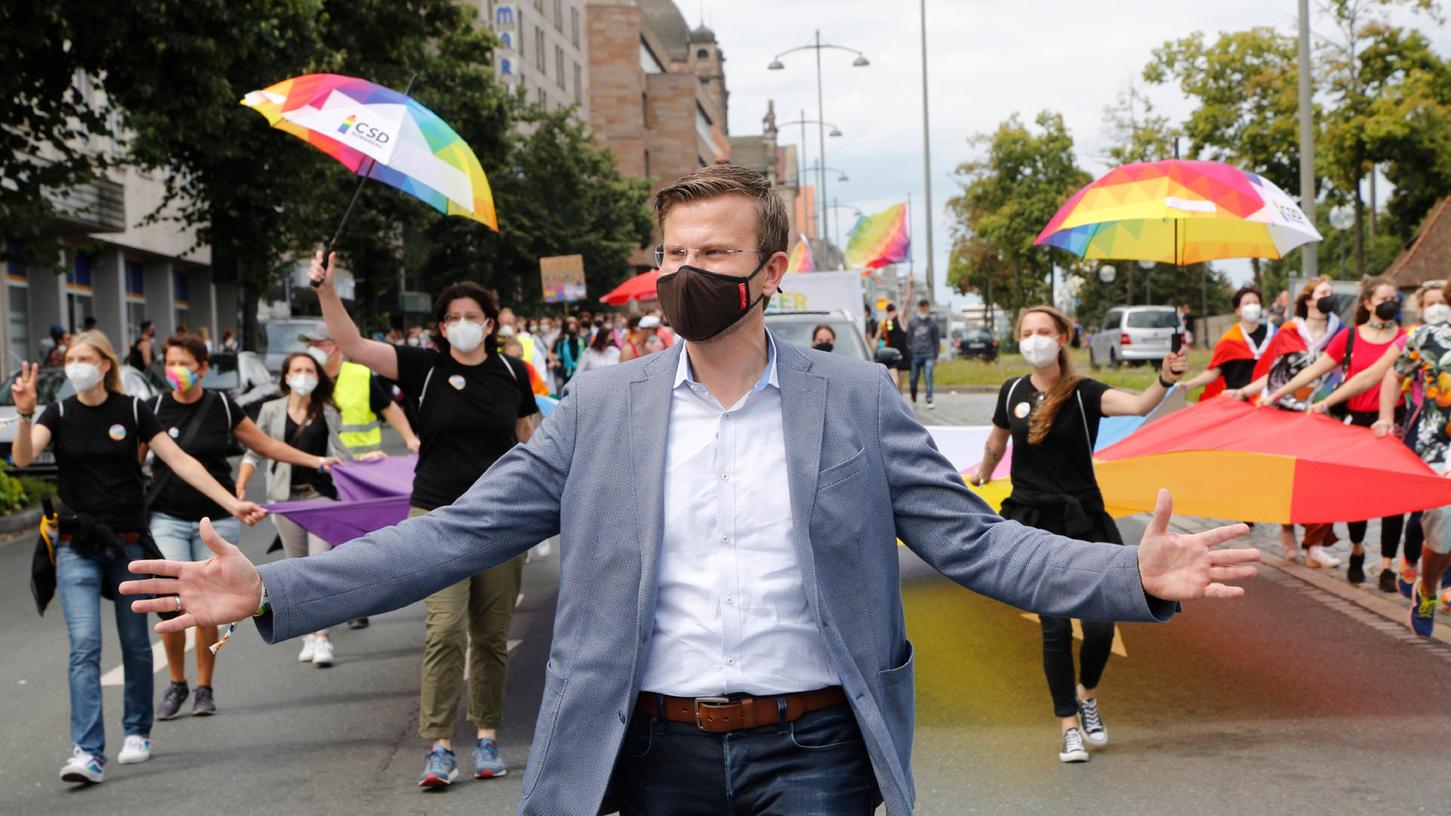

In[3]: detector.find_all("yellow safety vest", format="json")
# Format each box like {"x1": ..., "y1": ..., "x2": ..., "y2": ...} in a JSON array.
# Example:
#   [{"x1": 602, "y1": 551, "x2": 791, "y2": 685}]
[{"x1": 334, "y1": 361, "x2": 383, "y2": 454}]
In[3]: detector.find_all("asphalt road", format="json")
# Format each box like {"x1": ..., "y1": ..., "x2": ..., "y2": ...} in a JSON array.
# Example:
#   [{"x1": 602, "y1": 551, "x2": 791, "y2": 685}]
[{"x1": 3, "y1": 406, "x2": 1450, "y2": 815}]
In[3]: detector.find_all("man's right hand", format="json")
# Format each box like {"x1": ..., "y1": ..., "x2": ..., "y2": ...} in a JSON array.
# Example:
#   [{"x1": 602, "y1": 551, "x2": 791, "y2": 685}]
[
  {"x1": 120, "y1": 518, "x2": 264, "y2": 634},
  {"x1": 309, "y1": 249, "x2": 336, "y2": 292}
]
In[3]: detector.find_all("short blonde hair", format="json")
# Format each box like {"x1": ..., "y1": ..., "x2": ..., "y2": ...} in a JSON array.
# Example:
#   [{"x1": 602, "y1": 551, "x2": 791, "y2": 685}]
[
  {"x1": 652, "y1": 164, "x2": 790, "y2": 256},
  {"x1": 68, "y1": 330, "x2": 126, "y2": 394}
]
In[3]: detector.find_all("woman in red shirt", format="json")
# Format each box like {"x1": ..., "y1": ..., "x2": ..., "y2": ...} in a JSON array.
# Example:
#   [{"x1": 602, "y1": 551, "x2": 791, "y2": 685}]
[{"x1": 1264, "y1": 277, "x2": 1405, "y2": 584}]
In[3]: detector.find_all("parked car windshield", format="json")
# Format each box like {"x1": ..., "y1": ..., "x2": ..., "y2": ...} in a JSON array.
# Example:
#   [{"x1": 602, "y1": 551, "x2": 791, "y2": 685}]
[
  {"x1": 0, "y1": 368, "x2": 70, "y2": 406},
  {"x1": 764, "y1": 316, "x2": 870, "y2": 360},
  {"x1": 1125, "y1": 310, "x2": 1179, "y2": 329}
]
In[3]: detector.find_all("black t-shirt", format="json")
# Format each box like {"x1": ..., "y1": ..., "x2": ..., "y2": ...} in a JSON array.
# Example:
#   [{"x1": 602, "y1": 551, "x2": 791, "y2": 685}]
[
  {"x1": 150, "y1": 391, "x2": 245, "y2": 521},
  {"x1": 38, "y1": 393, "x2": 164, "y2": 532},
  {"x1": 364, "y1": 373, "x2": 392, "y2": 414},
  {"x1": 393, "y1": 346, "x2": 539, "y2": 510},
  {"x1": 882, "y1": 317, "x2": 909, "y2": 353},
  {"x1": 992, "y1": 376, "x2": 1110, "y2": 496},
  {"x1": 285, "y1": 414, "x2": 336, "y2": 497},
  {"x1": 1219, "y1": 323, "x2": 1268, "y2": 390}
]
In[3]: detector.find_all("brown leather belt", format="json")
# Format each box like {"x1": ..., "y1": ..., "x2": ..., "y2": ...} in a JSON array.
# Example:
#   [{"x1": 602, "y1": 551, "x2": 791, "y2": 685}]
[
  {"x1": 635, "y1": 686, "x2": 848, "y2": 734},
  {"x1": 60, "y1": 532, "x2": 143, "y2": 544}
]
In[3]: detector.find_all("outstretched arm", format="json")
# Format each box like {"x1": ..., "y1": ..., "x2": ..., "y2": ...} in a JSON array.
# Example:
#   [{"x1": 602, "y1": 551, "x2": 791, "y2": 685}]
[
  {"x1": 1100, "y1": 349, "x2": 1187, "y2": 416},
  {"x1": 309, "y1": 251, "x2": 400, "y2": 380},
  {"x1": 1314, "y1": 343, "x2": 1399, "y2": 413},
  {"x1": 123, "y1": 376, "x2": 580, "y2": 638},
  {"x1": 879, "y1": 369, "x2": 1255, "y2": 621}
]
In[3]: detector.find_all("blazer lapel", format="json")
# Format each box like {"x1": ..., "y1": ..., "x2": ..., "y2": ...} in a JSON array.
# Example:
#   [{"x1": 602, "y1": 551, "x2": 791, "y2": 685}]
[
  {"x1": 776, "y1": 342, "x2": 827, "y2": 618},
  {"x1": 628, "y1": 344, "x2": 682, "y2": 661}
]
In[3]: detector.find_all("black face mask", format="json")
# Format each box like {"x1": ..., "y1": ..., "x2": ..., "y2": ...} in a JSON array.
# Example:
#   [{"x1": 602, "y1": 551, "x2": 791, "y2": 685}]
[
  {"x1": 655, "y1": 257, "x2": 769, "y2": 342},
  {"x1": 1374, "y1": 300, "x2": 1399, "y2": 322},
  {"x1": 813, "y1": 342, "x2": 834, "y2": 353},
  {"x1": 1316, "y1": 295, "x2": 1338, "y2": 315}
]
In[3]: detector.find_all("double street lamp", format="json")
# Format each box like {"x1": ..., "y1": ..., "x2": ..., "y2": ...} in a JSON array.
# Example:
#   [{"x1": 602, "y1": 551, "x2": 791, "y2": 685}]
[
  {"x1": 779, "y1": 113, "x2": 844, "y2": 242},
  {"x1": 769, "y1": 31, "x2": 869, "y2": 255}
]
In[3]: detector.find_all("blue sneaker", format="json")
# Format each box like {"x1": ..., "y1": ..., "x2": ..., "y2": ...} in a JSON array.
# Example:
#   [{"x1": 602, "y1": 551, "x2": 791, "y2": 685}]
[
  {"x1": 473, "y1": 737, "x2": 507, "y2": 779},
  {"x1": 418, "y1": 743, "x2": 458, "y2": 789},
  {"x1": 1410, "y1": 581, "x2": 1437, "y2": 638},
  {"x1": 1398, "y1": 569, "x2": 1418, "y2": 599}
]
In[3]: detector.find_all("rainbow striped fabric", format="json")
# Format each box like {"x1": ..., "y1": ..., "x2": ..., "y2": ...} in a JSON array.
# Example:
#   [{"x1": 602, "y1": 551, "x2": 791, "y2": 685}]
[
  {"x1": 785, "y1": 234, "x2": 815, "y2": 273},
  {"x1": 242, "y1": 73, "x2": 496, "y2": 230},
  {"x1": 845, "y1": 203, "x2": 909, "y2": 271}
]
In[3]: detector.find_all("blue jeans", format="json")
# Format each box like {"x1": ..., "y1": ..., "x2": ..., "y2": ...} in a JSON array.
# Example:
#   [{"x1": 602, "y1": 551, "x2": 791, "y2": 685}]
[
  {"x1": 150, "y1": 512, "x2": 241, "y2": 561},
  {"x1": 56, "y1": 542, "x2": 153, "y2": 763},
  {"x1": 909, "y1": 355, "x2": 934, "y2": 402},
  {"x1": 610, "y1": 702, "x2": 881, "y2": 815}
]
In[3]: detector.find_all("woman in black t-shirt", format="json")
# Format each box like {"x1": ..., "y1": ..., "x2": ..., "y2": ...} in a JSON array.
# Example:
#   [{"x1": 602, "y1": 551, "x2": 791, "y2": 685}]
[
  {"x1": 10, "y1": 331, "x2": 264, "y2": 784},
  {"x1": 969, "y1": 306, "x2": 1187, "y2": 765},
  {"x1": 149, "y1": 334, "x2": 336, "y2": 719},
  {"x1": 309, "y1": 252, "x2": 538, "y2": 785}
]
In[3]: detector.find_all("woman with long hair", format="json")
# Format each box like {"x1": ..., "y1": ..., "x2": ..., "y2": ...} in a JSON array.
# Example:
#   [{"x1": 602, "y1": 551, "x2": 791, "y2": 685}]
[
  {"x1": 970, "y1": 306, "x2": 1187, "y2": 764},
  {"x1": 1264, "y1": 277, "x2": 1405, "y2": 583},
  {"x1": 10, "y1": 330, "x2": 263, "y2": 785},
  {"x1": 149, "y1": 334, "x2": 334, "y2": 719},
  {"x1": 309, "y1": 251, "x2": 539, "y2": 788},
  {"x1": 235, "y1": 351, "x2": 352, "y2": 667}
]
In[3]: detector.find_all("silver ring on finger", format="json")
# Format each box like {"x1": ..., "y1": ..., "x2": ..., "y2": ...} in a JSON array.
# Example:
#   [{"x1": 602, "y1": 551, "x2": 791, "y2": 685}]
[{"x1": 174, "y1": 595, "x2": 185, "y2": 612}]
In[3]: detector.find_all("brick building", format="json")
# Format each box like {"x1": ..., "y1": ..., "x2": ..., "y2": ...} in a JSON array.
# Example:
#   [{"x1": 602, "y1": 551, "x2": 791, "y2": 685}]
[{"x1": 479, "y1": 0, "x2": 590, "y2": 115}]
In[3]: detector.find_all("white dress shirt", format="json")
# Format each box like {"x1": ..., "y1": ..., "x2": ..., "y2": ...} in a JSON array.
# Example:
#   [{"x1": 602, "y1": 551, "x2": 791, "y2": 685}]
[{"x1": 640, "y1": 331, "x2": 840, "y2": 697}]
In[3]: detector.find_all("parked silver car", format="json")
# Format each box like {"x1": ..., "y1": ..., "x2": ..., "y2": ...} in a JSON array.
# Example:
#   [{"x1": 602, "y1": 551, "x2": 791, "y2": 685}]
[
  {"x1": 0, "y1": 365, "x2": 160, "y2": 477},
  {"x1": 1089, "y1": 305, "x2": 1181, "y2": 369}
]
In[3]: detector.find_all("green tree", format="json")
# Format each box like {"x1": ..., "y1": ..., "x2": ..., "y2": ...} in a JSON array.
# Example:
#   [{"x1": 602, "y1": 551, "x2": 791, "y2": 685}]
[
  {"x1": 1101, "y1": 83, "x2": 1178, "y2": 166},
  {"x1": 947, "y1": 111, "x2": 1092, "y2": 322}
]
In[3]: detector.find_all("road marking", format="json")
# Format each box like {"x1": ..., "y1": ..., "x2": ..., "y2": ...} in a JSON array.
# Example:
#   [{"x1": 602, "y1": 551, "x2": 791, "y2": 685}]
[
  {"x1": 1019, "y1": 613, "x2": 1128, "y2": 657},
  {"x1": 102, "y1": 628, "x2": 194, "y2": 687}
]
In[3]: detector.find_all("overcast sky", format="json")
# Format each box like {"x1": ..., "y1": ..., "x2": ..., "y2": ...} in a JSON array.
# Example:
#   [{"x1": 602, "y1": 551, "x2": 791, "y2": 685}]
[{"x1": 698, "y1": 0, "x2": 1451, "y2": 307}]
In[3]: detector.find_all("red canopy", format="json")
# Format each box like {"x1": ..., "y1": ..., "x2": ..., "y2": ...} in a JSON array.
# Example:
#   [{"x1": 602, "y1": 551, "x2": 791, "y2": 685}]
[
  {"x1": 599, "y1": 269, "x2": 659, "y2": 305},
  {"x1": 1093, "y1": 398, "x2": 1451, "y2": 523}
]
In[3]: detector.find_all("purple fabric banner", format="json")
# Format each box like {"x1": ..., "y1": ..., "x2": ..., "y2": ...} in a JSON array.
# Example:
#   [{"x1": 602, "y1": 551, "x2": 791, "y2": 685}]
[{"x1": 264, "y1": 455, "x2": 417, "y2": 545}]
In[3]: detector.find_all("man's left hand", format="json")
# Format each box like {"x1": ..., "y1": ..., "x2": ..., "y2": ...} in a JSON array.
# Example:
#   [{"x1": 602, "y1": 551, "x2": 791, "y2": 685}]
[{"x1": 1138, "y1": 489, "x2": 1259, "y2": 601}]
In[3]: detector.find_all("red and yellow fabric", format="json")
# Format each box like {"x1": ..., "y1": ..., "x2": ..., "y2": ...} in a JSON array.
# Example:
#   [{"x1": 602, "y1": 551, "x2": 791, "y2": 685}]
[{"x1": 1202, "y1": 323, "x2": 1272, "y2": 400}]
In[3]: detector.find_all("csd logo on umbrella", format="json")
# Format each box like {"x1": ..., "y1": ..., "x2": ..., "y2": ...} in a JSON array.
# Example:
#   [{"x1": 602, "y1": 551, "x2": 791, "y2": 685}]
[{"x1": 337, "y1": 114, "x2": 390, "y2": 147}]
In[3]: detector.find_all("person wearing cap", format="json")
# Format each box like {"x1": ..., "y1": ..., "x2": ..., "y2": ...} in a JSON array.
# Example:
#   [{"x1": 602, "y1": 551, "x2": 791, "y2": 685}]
[{"x1": 299, "y1": 323, "x2": 418, "y2": 460}]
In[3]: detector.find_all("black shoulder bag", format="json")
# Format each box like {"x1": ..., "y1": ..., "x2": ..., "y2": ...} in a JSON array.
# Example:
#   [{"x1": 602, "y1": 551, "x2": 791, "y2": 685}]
[{"x1": 144, "y1": 390, "x2": 217, "y2": 509}]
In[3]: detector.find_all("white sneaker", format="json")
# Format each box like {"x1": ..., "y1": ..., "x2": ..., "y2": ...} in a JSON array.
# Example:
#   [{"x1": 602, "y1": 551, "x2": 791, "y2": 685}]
[
  {"x1": 1058, "y1": 728, "x2": 1090, "y2": 763},
  {"x1": 117, "y1": 735, "x2": 151, "y2": 765},
  {"x1": 298, "y1": 634, "x2": 317, "y2": 662},
  {"x1": 1307, "y1": 545, "x2": 1341, "y2": 568},
  {"x1": 60, "y1": 747, "x2": 104, "y2": 784},
  {"x1": 312, "y1": 637, "x2": 334, "y2": 667}
]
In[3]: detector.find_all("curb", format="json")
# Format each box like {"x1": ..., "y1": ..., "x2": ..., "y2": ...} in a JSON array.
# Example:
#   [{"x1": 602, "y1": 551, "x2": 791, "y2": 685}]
[
  {"x1": 0, "y1": 506, "x2": 41, "y2": 536},
  {"x1": 1171, "y1": 516, "x2": 1451, "y2": 649}
]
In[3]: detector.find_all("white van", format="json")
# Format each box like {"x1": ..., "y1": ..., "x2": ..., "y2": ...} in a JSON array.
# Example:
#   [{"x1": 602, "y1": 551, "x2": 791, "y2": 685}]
[{"x1": 1089, "y1": 305, "x2": 1180, "y2": 369}]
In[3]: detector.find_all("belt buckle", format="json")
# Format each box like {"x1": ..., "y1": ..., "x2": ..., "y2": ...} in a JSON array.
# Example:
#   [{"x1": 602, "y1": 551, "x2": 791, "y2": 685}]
[{"x1": 693, "y1": 696, "x2": 731, "y2": 730}]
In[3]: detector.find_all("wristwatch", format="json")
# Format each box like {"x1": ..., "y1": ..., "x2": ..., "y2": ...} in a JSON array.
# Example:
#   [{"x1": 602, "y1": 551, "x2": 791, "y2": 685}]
[{"x1": 254, "y1": 578, "x2": 271, "y2": 617}]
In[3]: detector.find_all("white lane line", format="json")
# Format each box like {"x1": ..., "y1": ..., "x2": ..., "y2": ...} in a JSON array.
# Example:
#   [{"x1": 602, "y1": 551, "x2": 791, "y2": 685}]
[{"x1": 102, "y1": 628, "x2": 194, "y2": 687}]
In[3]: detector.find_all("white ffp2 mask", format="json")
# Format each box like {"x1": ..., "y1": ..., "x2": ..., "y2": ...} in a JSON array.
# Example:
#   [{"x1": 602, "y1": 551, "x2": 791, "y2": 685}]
[{"x1": 1019, "y1": 335, "x2": 1060, "y2": 369}]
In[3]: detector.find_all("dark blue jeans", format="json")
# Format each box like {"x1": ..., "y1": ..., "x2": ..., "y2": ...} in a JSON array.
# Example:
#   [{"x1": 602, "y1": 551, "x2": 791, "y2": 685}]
[
  {"x1": 610, "y1": 702, "x2": 881, "y2": 815},
  {"x1": 909, "y1": 355, "x2": 934, "y2": 402},
  {"x1": 56, "y1": 542, "x2": 153, "y2": 763}
]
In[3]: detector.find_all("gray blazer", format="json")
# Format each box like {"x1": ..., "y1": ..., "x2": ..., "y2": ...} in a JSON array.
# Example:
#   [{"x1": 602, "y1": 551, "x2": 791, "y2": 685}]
[
  {"x1": 243, "y1": 397, "x2": 351, "y2": 503},
  {"x1": 254, "y1": 339, "x2": 1174, "y2": 815}
]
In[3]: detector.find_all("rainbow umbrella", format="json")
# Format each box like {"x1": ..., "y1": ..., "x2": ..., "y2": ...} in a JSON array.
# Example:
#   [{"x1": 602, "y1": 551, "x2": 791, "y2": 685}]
[
  {"x1": 1034, "y1": 159, "x2": 1319, "y2": 265},
  {"x1": 845, "y1": 203, "x2": 910, "y2": 271},
  {"x1": 242, "y1": 73, "x2": 497, "y2": 255}
]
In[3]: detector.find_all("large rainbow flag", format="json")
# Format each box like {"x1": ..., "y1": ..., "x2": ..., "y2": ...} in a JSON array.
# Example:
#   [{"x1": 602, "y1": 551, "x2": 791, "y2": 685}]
[
  {"x1": 845, "y1": 203, "x2": 910, "y2": 271},
  {"x1": 785, "y1": 234, "x2": 815, "y2": 273}
]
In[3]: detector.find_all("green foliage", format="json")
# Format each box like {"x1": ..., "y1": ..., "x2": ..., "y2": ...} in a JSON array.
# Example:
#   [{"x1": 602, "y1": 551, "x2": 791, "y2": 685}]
[
  {"x1": 1101, "y1": 84, "x2": 1179, "y2": 166},
  {"x1": 946, "y1": 112, "x2": 1092, "y2": 319},
  {"x1": 0, "y1": 470, "x2": 57, "y2": 515},
  {"x1": 1073, "y1": 264, "x2": 1233, "y2": 334}
]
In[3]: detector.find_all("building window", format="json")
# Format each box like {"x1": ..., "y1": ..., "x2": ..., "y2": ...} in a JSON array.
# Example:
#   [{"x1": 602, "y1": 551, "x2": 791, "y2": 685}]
[
  {"x1": 174, "y1": 269, "x2": 190, "y2": 331},
  {"x1": 640, "y1": 40, "x2": 664, "y2": 74},
  {"x1": 536, "y1": 27, "x2": 546, "y2": 71},
  {"x1": 501, "y1": 31, "x2": 512, "y2": 50},
  {"x1": 556, "y1": 46, "x2": 565, "y2": 89},
  {"x1": 696, "y1": 104, "x2": 714, "y2": 148},
  {"x1": 496, "y1": 5, "x2": 515, "y2": 26},
  {"x1": 124, "y1": 259, "x2": 145, "y2": 341},
  {"x1": 573, "y1": 62, "x2": 582, "y2": 103},
  {"x1": 553, "y1": 0, "x2": 562, "y2": 30},
  {"x1": 697, "y1": 48, "x2": 710, "y2": 60},
  {"x1": 501, "y1": 57, "x2": 513, "y2": 76},
  {"x1": 571, "y1": 7, "x2": 580, "y2": 47}
]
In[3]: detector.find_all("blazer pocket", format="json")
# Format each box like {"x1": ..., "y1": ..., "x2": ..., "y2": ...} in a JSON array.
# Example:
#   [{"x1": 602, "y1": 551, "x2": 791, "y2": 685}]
[
  {"x1": 876, "y1": 639, "x2": 916, "y2": 755},
  {"x1": 521, "y1": 661, "x2": 569, "y2": 800},
  {"x1": 817, "y1": 447, "x2": 867, "y2": 491}
]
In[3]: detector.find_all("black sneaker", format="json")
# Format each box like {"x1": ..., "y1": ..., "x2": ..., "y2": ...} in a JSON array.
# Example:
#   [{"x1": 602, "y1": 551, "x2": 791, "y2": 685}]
[
  {"x1": 193, "y1": 685, "x2": 216, "y2": 716},
  {"x1": 1058, "y1": 728, "x2": 1089, "y2": 763},
  {"x1": 1076, "y1": 697, "x2": 1108, "y2": 746},
  {"x1": 1348, "y1": 552, "x2": 1366, "y2": 584},
  {"x1": 156, "y1": 682, "x2": 189, "y2": 721},
  {"x1": 1379, "y1": 568, "x2": 1398, "y2": 593},
  {"x1": 348, "y1": 618, "x2": 370, "y2": 630}
]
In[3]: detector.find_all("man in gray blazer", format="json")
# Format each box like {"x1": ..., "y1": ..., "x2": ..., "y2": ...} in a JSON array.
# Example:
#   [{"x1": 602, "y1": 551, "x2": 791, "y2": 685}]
[{"x1": 123, "y1": 165, "x2": 1258, "y2": 815}]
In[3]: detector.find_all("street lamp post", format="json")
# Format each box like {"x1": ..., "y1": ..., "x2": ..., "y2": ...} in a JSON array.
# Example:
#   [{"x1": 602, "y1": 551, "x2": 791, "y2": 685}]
[
  {"x1": 770, "y1": 31, "x2": 869, "y2": 270},
  {"x1": 1329, "y1": 205, "x2": 1355, "y2": 279},
  {"x1": 779, "y1": 114, "x2": 844, "y2": 246},
  {"x1": 805, "y1": 164, "x2": 850, "y2": 246},
  {"x1": 1138, "y1": 260, "x2": 1155, "y2": 305},
  {"x1": 825, "y1": 200, "x2": 864, "y2": 254}
]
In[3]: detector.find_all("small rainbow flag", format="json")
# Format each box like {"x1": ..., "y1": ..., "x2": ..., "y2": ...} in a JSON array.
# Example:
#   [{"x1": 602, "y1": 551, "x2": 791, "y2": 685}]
[
  {"x1": 785, "y1": 234, "x2": 815, "y2": 273},
  {"x1": 845, "y1": 203, "x2": 910, "y2": 271},
  {"x1": 337, "y1": 114, "x2": 357, "y2": 134}
]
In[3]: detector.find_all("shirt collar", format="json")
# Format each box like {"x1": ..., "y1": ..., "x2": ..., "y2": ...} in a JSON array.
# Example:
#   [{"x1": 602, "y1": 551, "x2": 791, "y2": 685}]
[{"x1": 674, "y1": 329, "x2": 780, "y2": 394}]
